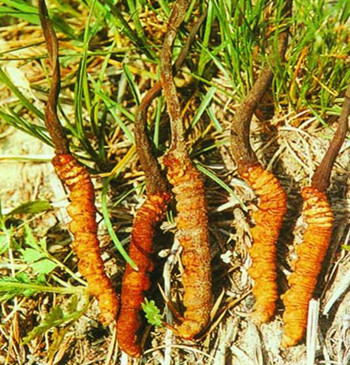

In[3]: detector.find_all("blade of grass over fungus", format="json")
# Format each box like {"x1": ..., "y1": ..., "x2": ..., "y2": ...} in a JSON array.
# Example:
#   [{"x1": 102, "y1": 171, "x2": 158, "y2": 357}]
[
  {"x1": 101, "y1": 177, "x2": 137, "y2": 270},
  {"x1": 153, "y1": 96, "x2": 163, "y2": 148},
  {"x1": 195, "y1": 163, "x2": 246, "y2": 211}
]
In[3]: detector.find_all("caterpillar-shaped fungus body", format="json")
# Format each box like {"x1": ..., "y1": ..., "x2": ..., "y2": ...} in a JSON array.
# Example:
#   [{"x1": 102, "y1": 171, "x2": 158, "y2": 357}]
[
  {"x1": 116, "y1": 192, "x2": 170, "y2": 357},
  {"x1": 241, "y1": 164, "x2": 287, "y2": 324},
  {"x1": 163, "y1": 152, "x2": 212, "y2": 340},
  {"x1": 281, "y1": 187, "x2": 333, "y2": 348},
  {"x1": 52, "y1": 154, "x2": 119, "y2": 325}
]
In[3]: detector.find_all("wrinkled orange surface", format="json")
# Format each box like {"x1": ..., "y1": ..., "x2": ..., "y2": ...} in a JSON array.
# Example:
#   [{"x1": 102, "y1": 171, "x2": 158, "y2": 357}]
[
  {"x1": 53, "y1": 154, "x2": 119, "y2": 326},
  {"x1": 163, "y1": 152, "x2": 212, "y2": 340},
  {"x1": 281, "y1": 187, "x2": 333, "y2": 347},
  {"x1": 116, "y1": 192, "x2": 170, "y2": 357},
  {"x1": 242, "y1": 164, "x2": 287, "y2": 324}
]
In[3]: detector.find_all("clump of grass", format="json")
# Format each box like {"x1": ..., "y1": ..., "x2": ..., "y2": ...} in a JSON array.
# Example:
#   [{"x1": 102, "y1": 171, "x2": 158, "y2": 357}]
[{"x1": 0, "y1": 204, "x2": 89, "y2": 360}]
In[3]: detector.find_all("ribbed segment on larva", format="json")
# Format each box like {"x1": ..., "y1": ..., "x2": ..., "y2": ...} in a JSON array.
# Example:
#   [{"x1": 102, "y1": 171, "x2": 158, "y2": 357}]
[
  {"x1": 163, "y1": 153, "x2": 212, "y2": 340},
  {"x1": 241, "y1": 164, "x2": 287, "y2": 324},
  {"x1": 116, "y1": 193, "x2": 170, "y2": 357},
  {"x1": 52, "y1": 154, "x2": 119, "y2": 326},
  {"x1": 281, "y1": 187, "x2": 333, "y2": 348}
]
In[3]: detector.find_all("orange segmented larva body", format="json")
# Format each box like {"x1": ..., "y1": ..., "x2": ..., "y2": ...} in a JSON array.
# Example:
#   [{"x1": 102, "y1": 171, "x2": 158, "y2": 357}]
[
  {"x1": 52, "y1": 154, "x2": 119, "y2": 325},
  {"x1": 163, "y1": 152, "x2": 212, "y2": 340},
  {"x1": 281, "y1": 187, "x2": 333, "y2": 348},
  {"x1": 241, "y1": 164, "x2": 287, "y2": 324},
  {"x1": 116, "y1": 192, "x2": 170, "y2": 357}
]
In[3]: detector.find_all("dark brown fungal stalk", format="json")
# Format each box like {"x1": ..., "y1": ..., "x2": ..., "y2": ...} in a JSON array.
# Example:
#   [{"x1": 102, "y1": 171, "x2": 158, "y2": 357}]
[
  {"x1": 229, "y1": 0, "x2": 291, "y2": 324},
  {"x1": 38, "y1": 0, "x2": 118, "y2": 325},
  {"x1": 115, "y1": 62, "x2": 171, "y2": 358},
  {"x1": 230, "y1": 17, "x2": 290, "y2": 173},
  {"x1": 38, "y1": 0, "x2": 68, "y2": 156},
  {"x1": 281, "y1": 83, "x2": 350, "y2": 347},
  {"x1": 160, "y1": 0, "x2": 212, "y2": 340},
  {"x1": 116, "y1": 10, "x2": 206, "y2": 357}
]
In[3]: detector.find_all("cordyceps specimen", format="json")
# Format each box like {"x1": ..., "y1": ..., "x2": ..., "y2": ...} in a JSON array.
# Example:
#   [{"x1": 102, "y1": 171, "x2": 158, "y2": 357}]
[
  {"x1": 115, "y1": 54, "x2": 171, "y2": 359},
  {"x1": 116, "y1": 11, "x2": 206, "y2": 357},
  {"x1": 230, "y1": 1, "x2": 291, "y2": 325},
  {"x1": 281, "y1": 83, "x2": 350, "y2": 348},
  {"x1": 160, "y1": 0, "x2": 212, "y2": 340},
  {"x1": 38, "y1": 0, "x2": 118, "y2": 325}
]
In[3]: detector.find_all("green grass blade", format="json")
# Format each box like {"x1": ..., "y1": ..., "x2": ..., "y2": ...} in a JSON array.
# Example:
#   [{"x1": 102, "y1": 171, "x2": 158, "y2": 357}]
[
  {"x1": 195, "y1": 163, "x2": 247, "y2": 211},
  {"x1": 0, "y1": 108, "x2": 53, "y2": 146},
  {"x1": 101, "y1": 0, "x2": 155, "y2": 59},
  {"x1": 153, "y1": 96, "x2": 163, "y2": 148},
  {"x1": 0, "y1": 68, "x2": 44, "y2": 120},
  {"x1": 122, "y1": 63, "x2": 141, "y2": 105},
  {"x1": 101, "y1": 177, "x2": 137, "y2": 270},
  {"x1": 190, "y1": 87, "x2": 216, "y2": 128},
  {"x1": 206, "y1": 105, "x2": 223, "y2": 132},
  {"x1": 93, "y1": 88, "x2": 135, "y2": 122},
  {"x1": 127, "y1": 0, "x2": 145, "y2": 40},
  {"x1": 1, "y1": 0, "x2": 76, "y2": 38},
  {"x1": 197, "y1": 0, "x2": 214, "y2": 76}
]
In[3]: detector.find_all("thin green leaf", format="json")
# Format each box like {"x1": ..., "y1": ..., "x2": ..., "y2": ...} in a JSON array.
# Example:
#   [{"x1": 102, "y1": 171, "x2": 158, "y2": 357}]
[
  {"x1": 190, "y1": 87, "x2": 216, "y2": 128},
  {"x1": 127, "y1": 0, "x2": 145, "y2": 40},
  {"x1": 6, "y1": 200, "x2": 51, "y2": 216},
  {"x1": 101, "y1": 0, "x2": 155, "y2": 59},
  {"x1": 197, "y1": 0, "x2": 214, "y2": 76},
  {"x1": 195, "y1": 163, "x2": 247, "y2": 211},
  {"x1": 0, "y1": 0, "x2": 76, "y2": 37},
  {"x1": 0, "y1": 108, "x2": 53, "y2": 146},
  {"x1": 101, "y1": 177, "x2": 137, "y2": 270},
  {"x1": 122, "y1": 63, "x2": 141, "y2": 105},
  {"x1": 206, "y1": 105, "x2": 223, "y2": 132},
  {"x1": 0, "y1": 68, "x2": 44, "y2": 120},
  {"x1": 93, "y1": 88, "x2": 135, "y2": 122}
]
